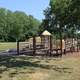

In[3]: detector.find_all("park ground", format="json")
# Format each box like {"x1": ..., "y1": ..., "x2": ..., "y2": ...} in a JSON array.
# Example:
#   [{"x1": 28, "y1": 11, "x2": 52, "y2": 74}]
[
  {"x1": 0, "y1": 55, "x2": 80, "y2": 80},
  {"x1": 0, "y1": 42, "x2": 80, "y2": 80},
  {"x1": 0, "y1": 42, "x2": 16, "y2": 51}
]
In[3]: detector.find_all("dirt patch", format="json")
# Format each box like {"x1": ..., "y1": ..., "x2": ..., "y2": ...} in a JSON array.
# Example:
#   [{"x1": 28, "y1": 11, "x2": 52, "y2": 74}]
[
  {"x1": 63, "y1": 52, "x2": 80, "y2": 58},
  {"x1": 31, "y1": 72, "x2": 49, "y2": 80}
]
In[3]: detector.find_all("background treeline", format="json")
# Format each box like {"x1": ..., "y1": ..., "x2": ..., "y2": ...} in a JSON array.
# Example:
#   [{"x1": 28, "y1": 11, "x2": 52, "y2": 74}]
[
  {"x1": 0, "y1": 8, "x2": 40, "y2": 42},
  {"x1": 0, "y1": 0, "x2": 80, "y2": 42}
]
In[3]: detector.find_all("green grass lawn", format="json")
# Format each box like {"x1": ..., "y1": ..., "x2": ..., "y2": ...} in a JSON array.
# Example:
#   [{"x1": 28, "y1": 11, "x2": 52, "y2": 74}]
[
  {"x1": 0, "y1": 42, "x2": 16, "y2": 51},
  {"x1": 0, "y1": 56, "x2": 80, "y2": 80}
]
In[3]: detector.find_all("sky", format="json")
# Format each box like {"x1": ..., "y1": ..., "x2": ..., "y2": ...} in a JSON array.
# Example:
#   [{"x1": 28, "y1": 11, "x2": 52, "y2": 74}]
[{"x1": 0, "y1": 0, "x2": 49, "y2": 20}]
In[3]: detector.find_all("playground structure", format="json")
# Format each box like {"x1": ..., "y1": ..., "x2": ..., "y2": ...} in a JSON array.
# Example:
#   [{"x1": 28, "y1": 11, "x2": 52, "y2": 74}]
[{"x1": 18, "y1": 30, "x2": 80, "y2": 56}]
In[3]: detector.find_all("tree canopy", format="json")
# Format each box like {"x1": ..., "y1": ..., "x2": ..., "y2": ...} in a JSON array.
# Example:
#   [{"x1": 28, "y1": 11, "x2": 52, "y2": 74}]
[
  {"x1": 41, "y1": 0, "x2": 80, "y2": 38},
  {"x1": 0, "y1": 8, "x2": 40, "y2": 42}
]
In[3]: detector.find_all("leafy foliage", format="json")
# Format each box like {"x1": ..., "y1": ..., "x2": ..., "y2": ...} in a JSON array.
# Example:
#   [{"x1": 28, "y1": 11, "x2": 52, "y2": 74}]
[
  {"x1": 0, "y1": 8, "x2": 40, "y2": 42},
  {"x1": 42, "y1": 0, "x2": 80, "y2": 38}
]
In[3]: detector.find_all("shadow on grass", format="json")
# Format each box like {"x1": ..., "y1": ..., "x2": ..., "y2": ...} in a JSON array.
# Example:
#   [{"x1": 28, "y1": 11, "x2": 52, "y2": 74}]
[{"x1": 0, "y1": 56, "x2": 72, "y2": 74}]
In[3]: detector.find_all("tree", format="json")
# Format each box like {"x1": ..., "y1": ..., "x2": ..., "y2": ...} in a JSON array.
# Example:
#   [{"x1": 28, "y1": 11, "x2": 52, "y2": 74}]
[
  {"x1": 0, "y1": 8, "x2": 7, "y2": 41},
  {"x1": 43, "y1": 0, "x2": 80, "y2": 38},
  {"x1": 42, "y1": 0, "x2": 80, "y2": 54},
  {"x1": 28, "y1": 15, "x2": 40, "y2": 36},
  {"x1": 0, "y1": 8, "x2": 40, "y2": 42}
]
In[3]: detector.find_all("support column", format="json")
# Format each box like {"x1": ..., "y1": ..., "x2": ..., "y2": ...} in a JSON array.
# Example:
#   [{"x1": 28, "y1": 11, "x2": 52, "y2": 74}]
[
  {"x1": 60, "y1": 31, "x2": 63, "y2": 57},
  {"x1": 77, "y1": 38, "x2": 79, "y2": 52},
  {"x1": 17, "y1": 41, "x2": 19, "y2": 55},
  {"x1": 64, "y1": 39, "x2": 66, "y2": 55},
  {"x1": 50, "y1": 36, "x2": 52, "y2": 56},
  {"x1": 41, "y1": 36, "x2": 43, "y2": 47},
  {"x1": 33, "y1": 36, "x2": 36, "y2": 55}
]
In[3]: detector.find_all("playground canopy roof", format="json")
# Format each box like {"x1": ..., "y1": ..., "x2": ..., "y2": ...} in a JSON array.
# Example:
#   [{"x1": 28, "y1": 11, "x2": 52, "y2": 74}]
[{"x1": 42, "y1": 30, "x2": 51, "y2": 36}]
